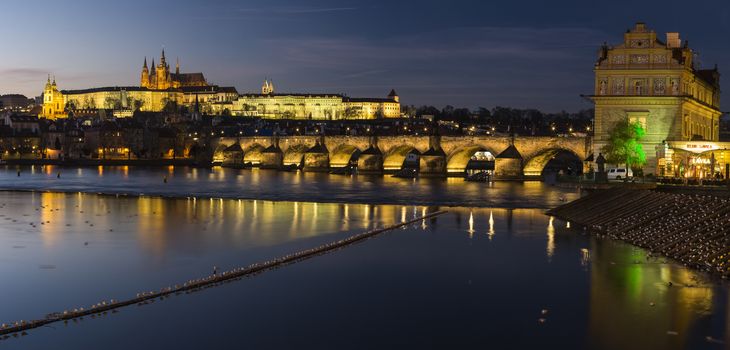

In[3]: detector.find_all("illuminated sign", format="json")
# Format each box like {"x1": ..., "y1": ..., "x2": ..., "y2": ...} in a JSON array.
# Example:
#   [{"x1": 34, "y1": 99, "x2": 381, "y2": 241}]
[{"x1": 668, "y1": 141, "x2": 725, "y2": 154}]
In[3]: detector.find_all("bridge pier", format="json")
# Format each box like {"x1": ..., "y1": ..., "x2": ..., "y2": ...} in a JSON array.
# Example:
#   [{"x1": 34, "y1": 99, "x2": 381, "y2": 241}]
[
  {"x1": 222, "y1": 143, "x2": 244, "y2": 167},
  {"x1": 357, "y1": 144, "x2": 383, "y2": 174},
  {"x1": 260, "y1": 138, "x2": 283, "y2": 169},
  {"x1": 419, "y1": 148, "x2": 447, "y2": 177},
  {"x1": 303, "y1": 142, "x2": 330, "y2": 172},
  {"x1": 419, "y1": 135, "x2": 446, "y2": 177},
  {"x1": 494, "y1": 144, "x2": 524, "y2": 180}
]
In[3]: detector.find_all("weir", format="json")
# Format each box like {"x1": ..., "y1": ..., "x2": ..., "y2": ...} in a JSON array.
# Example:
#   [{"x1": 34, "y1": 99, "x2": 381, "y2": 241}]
[
  {"x1": 0, "y1": 210, "x2": 448, "y2": 337},
  {"x1": 547, "y1": 188, "x2": 730, "y2": 278}
]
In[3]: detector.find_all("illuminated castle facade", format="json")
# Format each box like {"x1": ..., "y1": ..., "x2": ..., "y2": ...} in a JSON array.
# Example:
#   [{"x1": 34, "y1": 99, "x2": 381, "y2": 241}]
[
  {"x1": 40, "y1": 51, "x2": 401, "y2": 120},
  {"x1": 591, "y1": 22, "x2": 721, "y2": 175},
  {"x1": 216, "y1": 80, "x2": 401, "y2": 119}
]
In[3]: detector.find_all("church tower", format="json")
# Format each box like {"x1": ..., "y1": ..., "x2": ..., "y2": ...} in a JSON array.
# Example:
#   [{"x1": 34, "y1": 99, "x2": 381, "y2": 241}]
[
  {"x1": 141, "y1": 57, "x2": 150, "y2": 88},
  {"x1": 262, "y1": 79, "x2": 275, "y2": 95},
  {"x1": 41, "y1": 75, "x2": 66, "y2": 119},
  {"x1": 155, "y1": 49, "x2": 171, "y2": 90}
]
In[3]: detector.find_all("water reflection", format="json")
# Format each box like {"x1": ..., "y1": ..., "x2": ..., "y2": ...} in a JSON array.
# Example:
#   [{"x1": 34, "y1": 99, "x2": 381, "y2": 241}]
[
  {"x1": 547, "y1": 216, "x2": 555, "y2": 258},
  {"x1": 0, "y1": 166, "x2": 579, "y2": 208},
  {"x1": 0, "y1": 192, "x2": 725, "y2": 349},
  {"x1": 587, "y1": 238, "x2": 723, "y2": 350},
  {"x1": 487, "y1": 210, "x2": 495, "y2": 240}
]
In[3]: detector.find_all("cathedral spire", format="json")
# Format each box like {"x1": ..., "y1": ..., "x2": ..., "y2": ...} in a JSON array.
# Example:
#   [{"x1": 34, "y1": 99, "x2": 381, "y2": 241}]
[
  {"x1": 143, "y1": 56, "x2": 148, "y2": 69},
  {"x1": 175, "y1": 57, "x2": 179, "y2": 75},
  {"x1": 160, "y1": 48, "x2": 166, "y2": 66}
]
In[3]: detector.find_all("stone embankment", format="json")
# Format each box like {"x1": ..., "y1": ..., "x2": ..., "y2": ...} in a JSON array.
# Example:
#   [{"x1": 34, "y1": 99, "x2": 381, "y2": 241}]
[
  {"x1": 0, "y1": 210, "x2": 447, "y2": 338},
  {"x1": 548, "y1": 188, "x2": 730, "y2": 278}
]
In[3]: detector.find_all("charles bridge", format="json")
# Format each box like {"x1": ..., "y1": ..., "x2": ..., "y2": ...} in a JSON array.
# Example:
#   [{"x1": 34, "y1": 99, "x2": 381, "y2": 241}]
[{"x1": 210, "y1": 135, "x2": 592, "y2": 178}]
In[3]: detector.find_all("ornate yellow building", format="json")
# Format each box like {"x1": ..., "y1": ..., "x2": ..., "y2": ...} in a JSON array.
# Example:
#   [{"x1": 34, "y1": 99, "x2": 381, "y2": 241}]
[{"x1": 591, "y1": 22, "x2": 721, "y2": 175}]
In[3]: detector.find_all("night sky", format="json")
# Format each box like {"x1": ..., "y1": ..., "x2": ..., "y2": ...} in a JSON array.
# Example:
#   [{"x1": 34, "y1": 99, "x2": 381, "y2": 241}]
[{"x1": 2, "y1": 0, "x2": 729, "y2": 111}]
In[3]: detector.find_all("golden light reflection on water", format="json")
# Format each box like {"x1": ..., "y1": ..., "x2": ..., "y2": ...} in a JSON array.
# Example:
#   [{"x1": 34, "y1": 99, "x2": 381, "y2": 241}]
[
  {"x1": 421, "y1": 207, "x2": 427, "y2": 230},
  {"x1": 487, "y1": 210, "x2": 495, "y2": 240},
  {"x1": 546, "y1": 216, "x2": 555, "y2": 259},
  {"x1": 1, "y1": 192, "x2": 725, "y2": 346}
]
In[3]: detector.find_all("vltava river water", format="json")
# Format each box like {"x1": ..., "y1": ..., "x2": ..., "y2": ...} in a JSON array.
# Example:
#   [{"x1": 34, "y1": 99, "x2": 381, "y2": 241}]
[
  {"x1": 0, "y1": 165, "x2": 578, "y2": 208},
  {"x1": 0, "y1": 166, "x2": 726, "y2": 349}
]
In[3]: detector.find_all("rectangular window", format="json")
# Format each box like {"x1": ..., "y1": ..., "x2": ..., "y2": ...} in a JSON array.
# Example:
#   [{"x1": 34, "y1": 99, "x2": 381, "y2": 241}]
[{"x1": 628, "y1": 116, "x2": 647, "y2": 131}]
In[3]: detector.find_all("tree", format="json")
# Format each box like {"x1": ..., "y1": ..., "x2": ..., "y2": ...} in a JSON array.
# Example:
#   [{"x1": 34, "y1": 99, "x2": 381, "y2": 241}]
[
  {"x1": 104, "y1": 97, "x2": 121, "y2": 109},
  {"x1": 602, "y1": 119, "x2": 646, "y2": 175},
  {"x1": 163, "y1": 99, "x2": 178, "y2": 114},
  {"x1": 343, "y1": 107, "x2": 360, "y2": 119},
  {"x1": 133, "y1": 99, "x2": 145, "y2": 111}
]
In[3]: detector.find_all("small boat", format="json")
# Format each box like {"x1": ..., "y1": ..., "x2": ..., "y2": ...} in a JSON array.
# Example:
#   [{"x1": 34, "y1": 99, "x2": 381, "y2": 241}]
[
  {"x1": 330, "y1": 165, "x2": 355, "y2": 175},
  {"x1": 465, "y1": 171, "x2": 490, "y2": 182},
  {"x1": 279, "y1": 164, "x2": 299, "y2": 172},
  {"x1": 392, "y1": 168, "x2": 418, "y2": 179}
]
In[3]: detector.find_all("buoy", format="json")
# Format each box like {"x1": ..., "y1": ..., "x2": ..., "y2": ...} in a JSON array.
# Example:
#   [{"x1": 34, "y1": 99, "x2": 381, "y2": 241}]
[
  {"x1": 57, "y1": 172, "x2": 60, "y2": 178},
  {"x1": 163, "y1": 177, "x2": 167, "y2": 183}
]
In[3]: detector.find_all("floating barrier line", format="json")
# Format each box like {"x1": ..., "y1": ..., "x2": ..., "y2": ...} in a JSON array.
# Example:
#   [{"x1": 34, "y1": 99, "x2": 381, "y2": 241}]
[{"x1": 0, "y1": 211, "x2": 448, "y2": 337}]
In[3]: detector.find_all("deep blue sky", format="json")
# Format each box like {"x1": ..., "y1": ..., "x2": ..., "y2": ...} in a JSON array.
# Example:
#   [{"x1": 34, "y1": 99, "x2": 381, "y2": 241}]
[{"x1": 1, "y1": 0, "x2": 729, "y2": 111}]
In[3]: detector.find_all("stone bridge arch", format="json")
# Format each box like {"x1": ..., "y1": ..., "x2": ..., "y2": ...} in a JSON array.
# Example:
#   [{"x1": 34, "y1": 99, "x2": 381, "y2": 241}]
[
  {"x1": 445, "y1": 145, "x2": 500, "y2": 174},
  {"x1": 329, "y1": 144, "x2": 362, "y2": 168},
  {"x1": 212, "y1": 143, "x2": 232, "y2": 164},
  {"x1": 242, "y1": 143, "x2": 266, "y2": 165},
  {"x1": 377, "y1": 136, "x2": 430, "y2": 171},
  {"x1": 517, "y1": 137, "x2": 590, "y2": 177},
  {"x1": 323, "y1": 136, "x2": 370, "y2": 169},
  {"x1": 282, "y1": 143, "x2": 311, "y2": 167},
  {"x1": 523, "y1": 148, "x2": 585, "y2": 177},
  {"x1": 383, "y1": 145, "x2": 422, "y2": 171}
]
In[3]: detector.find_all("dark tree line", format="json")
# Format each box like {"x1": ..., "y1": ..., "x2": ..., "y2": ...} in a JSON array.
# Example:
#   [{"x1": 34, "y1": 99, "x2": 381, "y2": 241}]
[{"x1": 402, "y1": 105, "x2": 594, "y2": 136}]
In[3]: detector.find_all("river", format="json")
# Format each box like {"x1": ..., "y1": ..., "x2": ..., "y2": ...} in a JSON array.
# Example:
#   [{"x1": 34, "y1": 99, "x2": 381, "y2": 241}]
[{"x1": 0, "y1": 166, "x2": 726, "y2": 349}]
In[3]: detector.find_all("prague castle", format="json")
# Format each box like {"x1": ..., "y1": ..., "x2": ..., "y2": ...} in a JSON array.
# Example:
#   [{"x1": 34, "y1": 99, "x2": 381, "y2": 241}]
[
  {"x1": 41, "y1": 50, "x2": 400, "y2": 120},
  {"x1": 591, "y1": 22, "x2": 721, "y2": 175}
]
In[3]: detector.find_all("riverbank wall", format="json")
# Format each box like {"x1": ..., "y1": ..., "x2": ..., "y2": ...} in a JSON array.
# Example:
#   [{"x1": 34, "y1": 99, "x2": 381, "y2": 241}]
[{"x1": 547, "y1": 188, "x2": 730, "y2": 278}]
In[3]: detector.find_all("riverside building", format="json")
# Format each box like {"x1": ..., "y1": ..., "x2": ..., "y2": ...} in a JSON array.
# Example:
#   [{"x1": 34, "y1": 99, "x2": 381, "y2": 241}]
[{"x1": 590, "y1": 22, "x2": 722, "y2": 176}]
